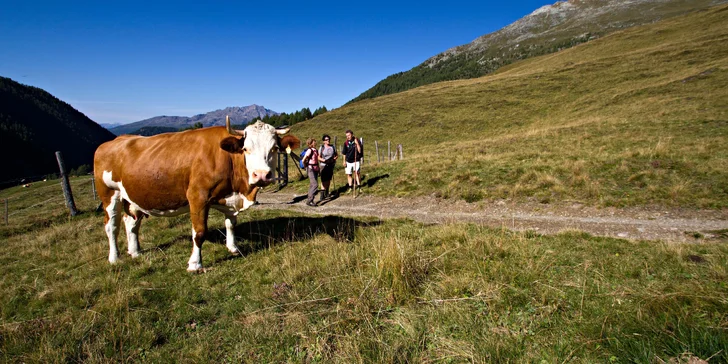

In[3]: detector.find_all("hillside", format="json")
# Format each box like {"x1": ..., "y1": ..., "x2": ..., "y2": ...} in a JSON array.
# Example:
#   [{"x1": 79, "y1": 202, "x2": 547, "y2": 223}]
[
  {"x1": 0, "y1": 76, "x2": 116, "y2": 185},
  {"x1": 110, "y1": 105, "x2": 278, "y2": 135},
  {"x1": 291, "y1": 4, "x2": 728, "y2": 209},
  {"x1": 350, "y1": 0, "x2": 728, "y2": 103}
]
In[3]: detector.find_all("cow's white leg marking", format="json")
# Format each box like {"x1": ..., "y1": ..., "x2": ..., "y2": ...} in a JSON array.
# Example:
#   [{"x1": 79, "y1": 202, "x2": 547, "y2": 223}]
[
  {"x1": 242, "y1": 195, "x2": 255, "y2": 211},
  {"x1": 105, "y1": 190, "x2": 123, "y2": 263},
  {"x1": 123, "y1": 214, "x2": 142, "y2": 258},
  {"x1": 225, "y1": 215, "x2": 238, "y2": 254},
  {"x1": 187, "y1": 227, "x2": 203, "y2": 272}
]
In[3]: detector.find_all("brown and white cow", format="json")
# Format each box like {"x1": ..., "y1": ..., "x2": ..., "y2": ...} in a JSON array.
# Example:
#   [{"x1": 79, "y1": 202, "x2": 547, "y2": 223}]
[{"x1": 94, "y1": 117, "x2": 300, "y2": 271}]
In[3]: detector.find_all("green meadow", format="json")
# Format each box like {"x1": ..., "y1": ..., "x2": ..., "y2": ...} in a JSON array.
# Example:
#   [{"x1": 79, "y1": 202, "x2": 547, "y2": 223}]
[{"x1": 291, "y1": 5, "x2": 728, "y2": 208}]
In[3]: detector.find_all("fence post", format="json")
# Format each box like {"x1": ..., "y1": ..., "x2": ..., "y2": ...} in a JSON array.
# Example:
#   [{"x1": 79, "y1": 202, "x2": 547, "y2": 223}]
[
  {"x1": 284, "y1": 152, "x2": 289, "y2": 186},
  {"x1": 375, "y1": 141, "x2": 380, "y2": 163},
  {"x1": 388, "y1": 141, "x2": 391, "y2": 162},
  {"x1": 55, "y1": 151, "x2": 79, "y2": 216},
  {"x1": 91, "y1": 177, "x2": 97, "y2": 200},
  {"x1": 399, "y1": 144, "x2": 404, "y2": 160}
]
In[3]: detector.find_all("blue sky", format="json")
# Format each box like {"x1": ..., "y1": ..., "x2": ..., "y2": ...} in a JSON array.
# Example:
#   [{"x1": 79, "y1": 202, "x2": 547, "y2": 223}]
[{"x1": 0, "y1": 1, "x2": 552, "y2": 125}]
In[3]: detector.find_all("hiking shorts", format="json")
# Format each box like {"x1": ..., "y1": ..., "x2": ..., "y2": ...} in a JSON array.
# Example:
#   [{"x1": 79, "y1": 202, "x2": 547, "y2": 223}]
[
  {"x1": 320, "y1": 164, "x2": 334, "y2": 182},
  {"x1": 345, "y1": 161, "x2": 360, "y2": 175}
]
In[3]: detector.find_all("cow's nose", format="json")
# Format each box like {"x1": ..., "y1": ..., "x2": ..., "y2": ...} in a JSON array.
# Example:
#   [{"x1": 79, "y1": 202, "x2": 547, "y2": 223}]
[{"x1": 252, "y1": 170, "x2": 273, "y2": 183}]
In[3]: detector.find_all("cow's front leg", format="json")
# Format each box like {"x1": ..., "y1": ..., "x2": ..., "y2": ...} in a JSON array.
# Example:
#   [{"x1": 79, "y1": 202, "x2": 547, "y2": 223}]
[
  {"x1": 224, "y1": 215, "x2": 240, "y2": 255},
  {"x1": 187, "y1": 204, "x2": 209, "y2": 272}
]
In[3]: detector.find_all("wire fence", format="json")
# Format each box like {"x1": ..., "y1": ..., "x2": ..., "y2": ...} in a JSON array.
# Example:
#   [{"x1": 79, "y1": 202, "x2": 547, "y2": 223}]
[{"x1": 1, "y1": 177, "x2": 97, "y2": 225}]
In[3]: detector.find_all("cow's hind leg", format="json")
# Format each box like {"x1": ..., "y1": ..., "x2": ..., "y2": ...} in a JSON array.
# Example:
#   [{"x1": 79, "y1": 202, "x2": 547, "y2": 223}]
[
  {"x1": 187, "y1": 198, "x2": 210, "y2": 272},
  {"x1": 102, "y1": 190, "x2": 123, "y2": 263},
  {"x1": 123, "y1": 201, "x2": 144, "y2": 258}
]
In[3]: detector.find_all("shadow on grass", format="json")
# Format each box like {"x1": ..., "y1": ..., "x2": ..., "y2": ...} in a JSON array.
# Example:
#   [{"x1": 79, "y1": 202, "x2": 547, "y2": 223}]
[
  {"x1": 324, "y1": 173, "x2": 390, "y2": 203},
  {"x1": 197, "y1": 215, "x2": 381, "y2": 260}
]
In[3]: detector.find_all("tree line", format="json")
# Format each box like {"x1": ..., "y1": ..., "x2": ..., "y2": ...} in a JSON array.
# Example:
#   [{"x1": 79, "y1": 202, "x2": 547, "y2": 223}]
[
  {"x1": 261, "y1": 106, "x2": 328, "y2": 127},
  {"x1": 347, "y1": 33, "x2": 596, "y2": 105}
]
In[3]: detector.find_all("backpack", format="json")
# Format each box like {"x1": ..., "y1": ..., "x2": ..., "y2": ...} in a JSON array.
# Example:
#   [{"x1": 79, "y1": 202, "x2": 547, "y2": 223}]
[{"x1": 299, "y1": 148, "x2": 308, "y2": 169}]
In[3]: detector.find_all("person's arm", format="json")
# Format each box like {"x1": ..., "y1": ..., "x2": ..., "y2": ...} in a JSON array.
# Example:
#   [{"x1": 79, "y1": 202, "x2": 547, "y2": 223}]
[
  {"x1": 341, "y1": 143, "x2": 347, "y2": 166},
  {"x1": 355, "y1": 138, "x2": 362, "y2": 153}
]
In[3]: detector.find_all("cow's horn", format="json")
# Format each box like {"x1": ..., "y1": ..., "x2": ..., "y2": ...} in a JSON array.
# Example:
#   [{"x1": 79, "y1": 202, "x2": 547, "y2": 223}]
[{"x1": 226, "y1": 115, "x2": 245, "y2": 137}]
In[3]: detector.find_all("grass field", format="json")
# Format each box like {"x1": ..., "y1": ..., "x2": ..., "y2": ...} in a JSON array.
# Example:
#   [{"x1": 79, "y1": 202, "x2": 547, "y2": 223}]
[
  {"x1": 290, "y1": 5, "x2": 728, "y2": 209},
  {"x1": 1, "y1": 179, "x2": 727, "y2": 362}
]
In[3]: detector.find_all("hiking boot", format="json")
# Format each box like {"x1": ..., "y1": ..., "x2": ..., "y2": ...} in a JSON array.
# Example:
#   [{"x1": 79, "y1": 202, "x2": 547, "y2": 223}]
[
  {"x1": 344, "y1": 186, "x2": 353, "y2": 194},
  {"x1": 306, "y1": 200, "x2": 317, "y2": 207},
  {"x1": 320, "y1": 191, "x2": 328, "y2": 202}
]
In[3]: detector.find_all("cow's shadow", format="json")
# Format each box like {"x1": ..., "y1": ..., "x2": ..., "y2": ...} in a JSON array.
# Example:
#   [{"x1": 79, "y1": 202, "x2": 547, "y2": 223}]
[{"x1": 202, "y1": 215, "x2": 381, "y2": 261}]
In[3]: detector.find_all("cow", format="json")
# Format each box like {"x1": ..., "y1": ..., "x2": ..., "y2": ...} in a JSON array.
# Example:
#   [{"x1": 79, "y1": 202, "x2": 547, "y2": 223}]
[{"x1": 93, "y1": 117, "x2": 300, "y2": 272}]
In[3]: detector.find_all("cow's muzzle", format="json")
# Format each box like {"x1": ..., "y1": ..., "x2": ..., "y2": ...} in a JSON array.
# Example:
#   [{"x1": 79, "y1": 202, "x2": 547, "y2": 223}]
[{"x1": 250, "y1": 170, "x2": 274, "y2": 186}]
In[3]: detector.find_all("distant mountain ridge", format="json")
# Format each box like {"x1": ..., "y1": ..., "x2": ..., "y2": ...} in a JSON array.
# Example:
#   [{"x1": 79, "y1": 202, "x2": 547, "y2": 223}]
[
  {"x1": 349, "y1": 0, "x2": 728, "y2": 103},
  {"x1": 0, "y1": 76, "x2": 116, "y2": 184},
  {"x1": 109, "y1": 105, "x2": 278, "y2": 135}
]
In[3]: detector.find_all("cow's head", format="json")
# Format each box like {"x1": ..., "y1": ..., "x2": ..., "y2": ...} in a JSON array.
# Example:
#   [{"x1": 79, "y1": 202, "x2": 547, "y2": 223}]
[{"x1": 220, "y1": 116, "x2": 300, "y2": 187}]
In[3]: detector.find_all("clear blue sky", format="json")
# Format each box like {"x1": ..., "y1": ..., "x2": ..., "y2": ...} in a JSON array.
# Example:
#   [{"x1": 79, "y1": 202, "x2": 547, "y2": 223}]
[{"x1": 1, "y1": 1, "x2": 552, "y2": 125}]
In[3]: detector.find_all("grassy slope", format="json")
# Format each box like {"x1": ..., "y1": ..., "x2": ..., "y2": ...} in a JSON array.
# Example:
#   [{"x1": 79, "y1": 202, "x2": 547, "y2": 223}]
[
  {"x1": 291, "y1": 5, "x2": 728, "y2": 208},
  {"x1": 0, "y1": 179, "x2": 727, "y2": 362}
]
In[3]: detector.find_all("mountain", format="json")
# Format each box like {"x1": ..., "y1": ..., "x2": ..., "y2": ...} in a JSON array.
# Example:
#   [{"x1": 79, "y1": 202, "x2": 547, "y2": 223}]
[
  {"x1": 128, "y1": 126, "x2": 179, "y2": 136},
  {"x1": 349, "y1": 0, "x2": 728, "y2": 103},
  {"x1": 99, "y1": 122, "x2": 122, "y2": 130},
  {"x1": 0, "y1": 76, "x2": 116, "y2": 184},
  {"x1": 109, "y1": 105, "x2": 278, "y2": 135}
]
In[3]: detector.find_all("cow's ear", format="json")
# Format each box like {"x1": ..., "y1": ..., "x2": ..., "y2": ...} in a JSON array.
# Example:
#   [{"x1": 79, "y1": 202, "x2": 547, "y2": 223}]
[
  {"x1": 278, "y1": 135, "x2": 301, "y2": 150},
  {"x1": 220, "y1": 137, "x2": 244, "y2": 154}
]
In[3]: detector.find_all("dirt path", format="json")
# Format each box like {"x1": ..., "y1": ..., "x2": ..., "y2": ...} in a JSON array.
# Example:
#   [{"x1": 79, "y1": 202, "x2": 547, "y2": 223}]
[{"x1": 257, "y1": 191, "x2": 728, "y2": 242}]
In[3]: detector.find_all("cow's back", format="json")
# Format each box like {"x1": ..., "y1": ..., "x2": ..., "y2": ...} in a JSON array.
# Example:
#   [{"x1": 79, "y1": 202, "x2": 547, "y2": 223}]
[{"x1": 94, "y1": 127, "x2": 232, "y2": 211}]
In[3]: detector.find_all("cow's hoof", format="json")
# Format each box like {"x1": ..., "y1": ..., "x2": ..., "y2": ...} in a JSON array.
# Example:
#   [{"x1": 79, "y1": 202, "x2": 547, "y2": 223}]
[
  {"x1": 187, "y1": 263, "x2": 204, "y2": 273},
  {"x1": 228, "y1": 247, "x2": 241, "y2": 256},
  {"x1": 128, "y1": 252, "x2": 140, "y2": 258},
  {"x1": 109, "y1": 256, "x2": 119, "y2": 264}
]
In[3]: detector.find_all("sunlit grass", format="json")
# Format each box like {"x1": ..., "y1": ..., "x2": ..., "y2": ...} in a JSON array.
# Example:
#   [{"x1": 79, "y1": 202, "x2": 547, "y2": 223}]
[
  {"x1": 291, "y1": 5, "x2": 728, "y2": 208},
  {"x1": 1, "y1": 192, "x2": 726, "y2": 361}
]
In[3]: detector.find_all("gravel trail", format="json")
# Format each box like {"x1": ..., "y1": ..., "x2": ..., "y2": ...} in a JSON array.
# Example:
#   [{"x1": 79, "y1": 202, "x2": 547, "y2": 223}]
[{"x1": 256, "y1": 191, "x2": 728, "y2": 242}]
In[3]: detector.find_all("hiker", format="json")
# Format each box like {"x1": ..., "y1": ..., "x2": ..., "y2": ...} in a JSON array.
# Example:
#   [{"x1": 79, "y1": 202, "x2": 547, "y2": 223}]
[
  {"x1": 341, "y1": 129, "x2": 363, "y2": 194},
  {"x1": 302, "y1": 138, "x2": 320, "y2": 206},
  {"x1": 318, "y1": 134, "x2": 338, "y2": 201}
]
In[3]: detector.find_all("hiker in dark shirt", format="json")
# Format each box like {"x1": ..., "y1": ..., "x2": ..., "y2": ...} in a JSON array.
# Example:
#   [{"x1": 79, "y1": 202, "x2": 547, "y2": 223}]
[{"x1": 341, "y1": 129, "x2": 362, "y2": 193}]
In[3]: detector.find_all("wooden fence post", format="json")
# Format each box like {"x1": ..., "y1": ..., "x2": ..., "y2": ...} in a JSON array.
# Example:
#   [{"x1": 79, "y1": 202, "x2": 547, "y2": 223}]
[
  {"x1": 399, "y1": 144, "x2": 404, "y2": 160},
  {"x1": 55, "y1": 151, "x2": 79, "y2": 216},
  {"x1": 91, "y1": 177, "x2": 97, "y2": 200},
  {"x1": 375, "y1": 141, "x2": 380, "y2": 163},
  {"x1": 388, "y1": 141, "x2": 391, "y2": 161}
]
